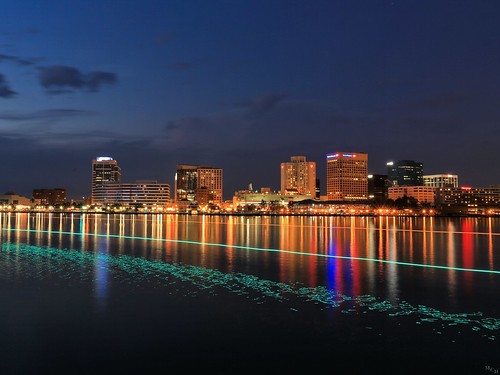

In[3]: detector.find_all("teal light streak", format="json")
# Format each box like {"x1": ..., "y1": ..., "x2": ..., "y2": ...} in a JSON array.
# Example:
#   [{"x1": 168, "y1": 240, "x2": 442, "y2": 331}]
[
  {"x1": 86, "y1": 214, "x2": 500, "y2": 238},
  {"x1": 2, "y1": 242, "x2": 499, "y2": 339},
  {"x1": 2, "y1": 227, "x2": 500, "y2": 275}
]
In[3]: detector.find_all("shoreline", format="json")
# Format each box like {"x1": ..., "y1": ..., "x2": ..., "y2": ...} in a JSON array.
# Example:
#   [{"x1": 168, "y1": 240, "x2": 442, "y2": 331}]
[{"x1": 1, "y1": 210, "x2": 499, "y2": 218}]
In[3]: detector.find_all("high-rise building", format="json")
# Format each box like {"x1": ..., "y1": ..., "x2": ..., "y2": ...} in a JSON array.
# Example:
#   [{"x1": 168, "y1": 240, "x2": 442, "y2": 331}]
[
  {"x1": 280, "y1": 156, "x2": 316, "y2": 197},
  {"x1": 175, "y1": 164, "x2": 198, "y2": 202},
  {"x1": 326, "y1": 152, "x2": 368, "y2": 201},
  {"x1": 175, "y1": 164, "x2": 223, "y2": 204},
  {"x1": 92, "y1": 157, "x2": 121, "y2": 203},
  {"x1": 197, "y1": 167, "x2": 223, "y2": 204},
  {"x1": 368, "y1": 174, "x2": 388, "y2": 202},
  {"x1": 424, "y1": 174, "x2": 459, "y2": 188},
  {"x1": 387, "y1": 160, "x2": 423, "y2": 187}
]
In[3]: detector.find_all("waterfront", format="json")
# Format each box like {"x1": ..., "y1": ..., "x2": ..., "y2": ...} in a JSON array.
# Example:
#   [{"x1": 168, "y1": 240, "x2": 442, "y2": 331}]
[{"x1": 1, "y1": 213, "x2": 499, "y2": 373}]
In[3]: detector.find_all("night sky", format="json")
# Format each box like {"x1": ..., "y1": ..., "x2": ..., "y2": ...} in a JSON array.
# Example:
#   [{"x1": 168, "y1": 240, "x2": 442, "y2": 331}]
[{"x1": 1, "y1": 0, "x2": 499, "y2": 200}]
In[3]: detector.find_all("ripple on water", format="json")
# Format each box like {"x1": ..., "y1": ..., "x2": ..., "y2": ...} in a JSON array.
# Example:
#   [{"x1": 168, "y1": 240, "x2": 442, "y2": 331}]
[{"x1": 1, "y1": 242, "x2": 499, "y2": 340}]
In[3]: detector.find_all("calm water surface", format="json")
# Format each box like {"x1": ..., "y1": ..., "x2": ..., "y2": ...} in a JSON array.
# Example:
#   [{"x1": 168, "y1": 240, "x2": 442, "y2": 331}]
[{"x1": 1, "y1": 213, "x2": 499, "y2": 373}]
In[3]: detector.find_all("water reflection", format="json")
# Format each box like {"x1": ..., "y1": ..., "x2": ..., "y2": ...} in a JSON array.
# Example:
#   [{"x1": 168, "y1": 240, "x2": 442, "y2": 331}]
[
  {"x1": 447, "y1": 221, "x2": 457, "y2": 307},
  {"x1": 95, "y1": 236, "x2": 109, "y2": 308},
  {"x1": 1, "y1": 213, "x2": 500, "y2": 305}
]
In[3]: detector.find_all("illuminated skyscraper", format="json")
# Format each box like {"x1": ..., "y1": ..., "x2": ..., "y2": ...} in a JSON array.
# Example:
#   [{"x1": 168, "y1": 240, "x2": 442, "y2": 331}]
[
  {"x1": 175, "y1": 164, "x2": 223, "y2": 204},
  {"x1": 91, "y1": 157, "x2": 121, "y2": 203},
  {"x1": 326, "y1": 152, "x2": 368, "y2": 201},
  {"x1": 175, "y1": 164, "x2": 198, "y2": 202},
  {"x1": 197, "y1": 166, "x2": 223, "y2": 204},
  {"x1": 280, "y1": 156, "x2": 316, "y2": 197},
  {"x1": 387, "y1": 160, "x2": 423, "y2": 186}
]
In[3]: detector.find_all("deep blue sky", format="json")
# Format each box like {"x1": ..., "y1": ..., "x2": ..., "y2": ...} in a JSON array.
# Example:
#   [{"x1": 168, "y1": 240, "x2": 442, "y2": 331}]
[{"x1": 1, "y1": 0, "x2": 499, "y2": 199}]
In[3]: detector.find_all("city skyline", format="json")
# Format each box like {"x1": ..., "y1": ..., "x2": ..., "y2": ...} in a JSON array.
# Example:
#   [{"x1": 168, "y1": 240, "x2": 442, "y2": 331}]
[
  {"x1": 1, "y1": 1, "x2": 500, "y2": 198},
  {"x1": 0, "y1": 152, "x2": 477, "y2": 202}
]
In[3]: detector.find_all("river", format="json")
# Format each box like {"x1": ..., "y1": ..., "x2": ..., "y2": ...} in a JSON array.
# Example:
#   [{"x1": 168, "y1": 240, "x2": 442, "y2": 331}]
[{"x1": 0, "y1": 213, "x2": 499, "y2": 373}]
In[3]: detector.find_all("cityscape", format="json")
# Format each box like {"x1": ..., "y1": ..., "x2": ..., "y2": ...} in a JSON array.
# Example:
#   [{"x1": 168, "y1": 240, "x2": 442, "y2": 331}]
[
  {"x1": 2, "y1": 153, "x2": 500, "y2": 216},
  {"x1": 1, "y1": 2, "x2": 500, "y2": 374}
]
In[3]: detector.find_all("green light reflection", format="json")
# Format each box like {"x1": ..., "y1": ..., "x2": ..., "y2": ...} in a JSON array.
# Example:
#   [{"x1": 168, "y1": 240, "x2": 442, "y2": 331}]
[
  {"x1": 1, "y1": 242, "x2": 499, "y2": 341},
  {"x1": 2, "y1": 227, "x2": 500, "y2": 275}
]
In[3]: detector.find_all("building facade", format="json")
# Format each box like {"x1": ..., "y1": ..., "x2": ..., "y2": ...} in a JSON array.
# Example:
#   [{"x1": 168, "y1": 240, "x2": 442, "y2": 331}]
[
  {"x1": 280, "y1": 156, "x2": 316, "y2": 197},
  {"x1": 0, "y1": 194, "x2": 31, "y2": 207},
  {"x1": 233, "y1": 190, "x2": 310, "y2": 207},
  {"x1": 33, "y1": 188, "x2": 67, "y2": 205},
  {"x1": 436, "y1": 187, "x2": 500, "y2": 207},
  {"x1": 388, "y1": 186, "x2": 435, "y2": 204},
  {"x1": 315, "y1": 179, "x2": 321, "y2": 200},
  {"x1": 174, "y1": 164, "x2": 198, "y2": 202},
  {"x1": 175, "y1": 164, "x2": 223, "y2": 204},
  {"x1": 423, "y1": 174, "x2": 459, "y2": 188},
  {"x1": 93, "y1": 180, "x2": 170, "y2": 206},
  {"x1": 197, "y1": 167, "x2": 223, "y2": 204},
  {"x1": 368, "y1": 174, "x2": 388, "y2": 202},
  {"x1": 92, "y1": 157, "x2": 121, "y2": 203},
  {"x1": 326, "y1": 152, "x2": 368, "y2": 201},
  {"x1": 387, "y1": 160, "x2": 423, "y2": 186}
]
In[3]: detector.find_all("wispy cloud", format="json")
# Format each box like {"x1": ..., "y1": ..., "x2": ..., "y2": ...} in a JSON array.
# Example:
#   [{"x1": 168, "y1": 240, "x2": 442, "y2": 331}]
[
  {"x1": 410, "y1": 92, "x2": 468, "y2": 110},
  {"x1": 240, "y1": 93, "x2": 287, "y2": 119},
  {"x1": 0, "y1": 73, "x2": 16, "y2": 98},
  {"x1": 167, "y1": 62, "x2": 193, "y2": 70},
  {"x1": 0, "y1": 125, "x2": 155, "y2": 151},
  {"x1": 164, "y1": 94, "x2": 353, "y2": 153},
  {"x1": 156, "y1": 31, "x2": 175, "y2": 45},
  {"x1": 38, "y1": 65, "x2": 118, "y2": 94},
  {"x1": 0, "y1": 53, "x2": 37, "y2": 66},
  {"x1": 86, "y1": 72, "x2": 117, "y2": 92},
  {"x1": 0, "y1": 108, "x2": 95, "y2": 123},
  {"x1": 22, "y1": 27, "x2": 42, "y2": 35}
]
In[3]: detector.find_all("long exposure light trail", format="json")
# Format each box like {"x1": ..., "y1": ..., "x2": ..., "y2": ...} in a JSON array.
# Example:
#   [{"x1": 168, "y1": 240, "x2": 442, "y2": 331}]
[
  {"x1": 2, "y1": 227, "x2": 500, "y2": 275},
  {"x1": 3, "y1": 241, "x2": 500, "y2": 339},
  {"x1": 207, "y1": 219, "x2": 500, "y2": 238},
  {"x1": 47, "y1": 213, "x2": 500, "y2": 238}
]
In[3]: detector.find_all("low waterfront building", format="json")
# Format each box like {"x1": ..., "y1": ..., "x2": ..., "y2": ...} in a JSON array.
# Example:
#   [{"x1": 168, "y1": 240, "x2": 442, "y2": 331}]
[
  {"x1": 388, "y1": 186, "x2": 435, "y2": 205},
  {"x1": 93, "y1": 180, "x2": 170, "y2": 206},
  {"x1": 232, "y1": 189, "x2": 311, "y2": 210},
  {"x1": 33, "y1": 188, "x2": 66, "y2": 205},
  {"x1": 436, "y1": 187, "x2": 500, "y2": 214},
  {"x1": 423, "y1": 174, "x2": 459, "y2": 188},
  {"x1": 0, "y1": 193, "x2": 32, "y2": 208},
  {"x1": 289, "y1": 199, "x2": 371, "y2": 215}
]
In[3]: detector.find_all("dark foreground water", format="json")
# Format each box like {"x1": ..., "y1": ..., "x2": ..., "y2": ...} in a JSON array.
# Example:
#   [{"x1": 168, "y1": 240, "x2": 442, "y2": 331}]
[{"x1": 1, "y1": 213, "x2": 499, "y2": 374}]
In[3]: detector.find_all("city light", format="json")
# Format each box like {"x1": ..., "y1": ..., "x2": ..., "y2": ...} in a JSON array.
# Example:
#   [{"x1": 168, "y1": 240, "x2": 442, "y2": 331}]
[
  {"x1": 1, "y1": 150, "x2": 499, "y2": 217},
  {"x1": 3, "y1": 227, "x2": 500, "y2": 275}
]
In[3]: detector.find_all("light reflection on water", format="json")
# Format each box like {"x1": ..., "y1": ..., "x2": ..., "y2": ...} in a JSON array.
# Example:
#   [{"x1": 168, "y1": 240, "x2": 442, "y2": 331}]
[
  {"x1": 2, "y1": 213, "x2": 500, "y2": 279},
  {"x1": 1, "y1": 213, "x2": 500, "y2": 338},
  {"x1": 1, "y1": 240, "x2": 499, "y2": 341}
]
